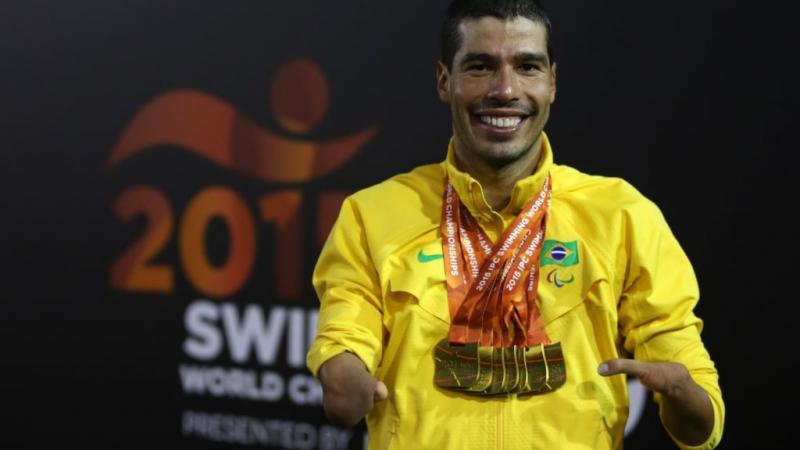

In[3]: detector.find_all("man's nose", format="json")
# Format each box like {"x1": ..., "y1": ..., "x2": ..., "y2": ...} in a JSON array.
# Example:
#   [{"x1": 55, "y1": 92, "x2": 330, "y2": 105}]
[{"x1": 488, "y1": 67, "x2": 519, "y2": 103}]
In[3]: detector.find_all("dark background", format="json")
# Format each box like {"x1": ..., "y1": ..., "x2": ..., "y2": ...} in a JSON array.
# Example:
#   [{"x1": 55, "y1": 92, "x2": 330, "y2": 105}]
[{"x1": 1, "y1": 0, "x2": 795, "y2": 448}]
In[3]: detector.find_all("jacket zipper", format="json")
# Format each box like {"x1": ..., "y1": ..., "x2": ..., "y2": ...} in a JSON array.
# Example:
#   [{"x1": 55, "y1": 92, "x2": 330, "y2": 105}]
[{"x1": 497, "y1": 399, "x2": 504, "y2": 449}]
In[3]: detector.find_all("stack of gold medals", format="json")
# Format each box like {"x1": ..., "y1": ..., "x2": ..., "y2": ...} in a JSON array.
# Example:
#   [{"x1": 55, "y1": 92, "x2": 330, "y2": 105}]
[{"x1": 434, "y1": 177, "x2": 566, "y2": 396}]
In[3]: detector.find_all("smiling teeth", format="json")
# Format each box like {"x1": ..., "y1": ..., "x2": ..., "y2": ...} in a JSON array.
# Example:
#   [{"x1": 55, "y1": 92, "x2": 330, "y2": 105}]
[{"x1": 480, "y1": 116, "x2": 522, "y2": 128}]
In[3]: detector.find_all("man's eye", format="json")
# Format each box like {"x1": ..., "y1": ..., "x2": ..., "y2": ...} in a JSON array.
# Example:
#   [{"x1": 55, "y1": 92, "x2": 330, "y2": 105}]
[
  {"x1": 467, "y1": 64, "x2": 490, "y2": 72},
  {"x1": 520, "y1": 64, "x2": 540, "y2": 72}
]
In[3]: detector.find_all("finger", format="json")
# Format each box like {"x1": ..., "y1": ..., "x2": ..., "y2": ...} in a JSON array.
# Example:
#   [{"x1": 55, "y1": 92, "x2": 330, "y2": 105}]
[
  {"x1": 373, "y1": 381, "x2": 388, "y2": 402},
  {"x1": 598, "y1": 358, "x2": 647, "y2": 378}
]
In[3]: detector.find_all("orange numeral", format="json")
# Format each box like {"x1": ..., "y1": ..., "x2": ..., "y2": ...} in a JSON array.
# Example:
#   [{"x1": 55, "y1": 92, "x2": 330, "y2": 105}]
[
  {"x1": 179, "y1": 186, "x2": 257, "y2": 298},
  {"x1": 259, "y1": 190, "x2": 303, "y2": 300},
  {"x1": 110, "y1": 186, "x2": 175, "y2": 294}
]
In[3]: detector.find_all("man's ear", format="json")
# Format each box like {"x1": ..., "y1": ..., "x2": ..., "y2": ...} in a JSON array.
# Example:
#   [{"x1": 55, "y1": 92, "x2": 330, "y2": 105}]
[
  {"x1": 436, "y1": 61, "x2": 451, "y2": 103},
  {"x1": 549, "y1": 62, "x2": 557, "y2": 104}
]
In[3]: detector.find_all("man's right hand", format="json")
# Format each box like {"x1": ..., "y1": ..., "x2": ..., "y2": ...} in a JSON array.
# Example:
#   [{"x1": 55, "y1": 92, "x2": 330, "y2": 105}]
[{"x1": 318, "y1": 352, "x2": 388, "y2": 427}]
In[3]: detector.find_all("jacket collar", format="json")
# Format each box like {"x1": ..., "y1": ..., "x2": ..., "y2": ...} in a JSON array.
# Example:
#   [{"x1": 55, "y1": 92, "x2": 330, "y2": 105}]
[{"x1": 442, "y1": 132, "x2": 554, "y2": 218}]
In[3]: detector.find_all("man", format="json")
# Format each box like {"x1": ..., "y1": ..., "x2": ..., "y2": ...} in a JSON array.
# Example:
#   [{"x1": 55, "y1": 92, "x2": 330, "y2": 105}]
[{"x1": 307, "y1": 1, "x2": 724, "y2": 449}]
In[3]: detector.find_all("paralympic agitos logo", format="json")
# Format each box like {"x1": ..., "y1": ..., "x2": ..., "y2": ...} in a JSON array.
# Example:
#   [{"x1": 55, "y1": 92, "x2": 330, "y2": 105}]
[{"x1": 106, "y1": 58, "x2": 377, "y2": 299}]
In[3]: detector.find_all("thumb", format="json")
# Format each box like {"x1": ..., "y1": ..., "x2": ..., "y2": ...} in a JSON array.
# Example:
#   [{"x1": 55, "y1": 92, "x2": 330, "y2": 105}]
[
  {"x1": 373, "y1": 380, "x2": 388, "y2": 402},
  {"x1": 597, "y1": 358, "x2": 646, "y2": 378}
]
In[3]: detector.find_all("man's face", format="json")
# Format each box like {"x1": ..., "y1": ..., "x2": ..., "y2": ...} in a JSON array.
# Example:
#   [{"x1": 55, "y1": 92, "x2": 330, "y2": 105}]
[{"x1": 437, "y1": 16, "x2": 556, "y2": 167}]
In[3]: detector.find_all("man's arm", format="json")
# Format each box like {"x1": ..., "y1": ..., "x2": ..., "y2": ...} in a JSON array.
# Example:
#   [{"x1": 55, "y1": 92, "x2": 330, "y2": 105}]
[
  {"x1": 614, "y1": 191, "x2": 724, "y2": 449},
  {"x1": 307, "y1": 197, "x2": 387, "y2": 427},
  {"x1": 599, "y1": 359, "x2": 713, "y2": 446}
]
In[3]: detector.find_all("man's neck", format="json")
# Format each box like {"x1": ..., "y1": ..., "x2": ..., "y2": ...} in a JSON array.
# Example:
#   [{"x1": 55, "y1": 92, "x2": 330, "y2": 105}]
[{"x1": 454, "y1": 139, "x2": 543, "y2": 211}]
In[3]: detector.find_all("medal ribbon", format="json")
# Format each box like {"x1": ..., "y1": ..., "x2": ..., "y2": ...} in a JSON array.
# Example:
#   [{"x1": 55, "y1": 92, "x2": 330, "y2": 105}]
[{"x1": 441, "y1": 175, "x2": 552, "y2": 348}]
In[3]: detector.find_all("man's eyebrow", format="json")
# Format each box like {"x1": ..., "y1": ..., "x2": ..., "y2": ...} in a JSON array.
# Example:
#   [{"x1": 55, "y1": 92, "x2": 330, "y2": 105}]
[
  {"x1": 460, "y1": 53, "x2": 496, "y2": 66},
  {"x1": 460, "y1": 52, "x2": 550, "y2": 67},
  {"x1": 515, "y1": 52, "x2": 549, "y2": 65}
]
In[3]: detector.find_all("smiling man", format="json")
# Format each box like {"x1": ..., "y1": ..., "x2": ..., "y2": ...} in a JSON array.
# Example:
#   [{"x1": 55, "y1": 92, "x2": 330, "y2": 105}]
[{"x1": 307, "y1": 1, "x2": 724, "y2": 449}]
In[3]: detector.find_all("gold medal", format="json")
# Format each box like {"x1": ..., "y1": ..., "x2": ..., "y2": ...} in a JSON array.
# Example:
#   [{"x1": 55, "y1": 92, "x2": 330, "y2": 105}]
[
  {"x1": 521, "y1": 342, "x2": 566, "y2": 394},
  {"x1": 434, "y1": 340, "x2": 479, "y2": 389},
  {"x1": 505, "y1": 346, "x2": 520, "y2": 393},
  {"x1": 485, "y1": 346, "x2": 506, "y2": 395},
  {"x1": 469, "y1": 344, "x2": 495, "y2": 392}
]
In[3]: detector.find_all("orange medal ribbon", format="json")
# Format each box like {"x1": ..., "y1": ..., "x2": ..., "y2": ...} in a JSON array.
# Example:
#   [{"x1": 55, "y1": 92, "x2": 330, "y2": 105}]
[{"x1": 441, "y1": 175, "x2": 552, "y2": 348}]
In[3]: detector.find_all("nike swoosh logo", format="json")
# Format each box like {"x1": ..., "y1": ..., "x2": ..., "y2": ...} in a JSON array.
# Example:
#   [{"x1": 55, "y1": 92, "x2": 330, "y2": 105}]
[{"x1": 417, "y1": 250, "x2": 443, "y2": 263}]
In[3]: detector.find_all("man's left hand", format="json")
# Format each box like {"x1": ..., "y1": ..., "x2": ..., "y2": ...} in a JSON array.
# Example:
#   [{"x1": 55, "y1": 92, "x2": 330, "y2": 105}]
[
  {"x1": 597, "y1": 358, "x2": 691, "y2": 396},
  {"x1": 597, "y1": 358, "x2": 714, "y2": 446}
]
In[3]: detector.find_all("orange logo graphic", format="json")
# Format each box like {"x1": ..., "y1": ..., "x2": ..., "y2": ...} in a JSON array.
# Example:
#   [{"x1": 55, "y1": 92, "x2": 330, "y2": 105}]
[
  {"x1": 108, "y1": 59, "x2": 374, "y2": 300},
  {"x1": 106, "y1": 58, "x2": 377, "y2": 182}
]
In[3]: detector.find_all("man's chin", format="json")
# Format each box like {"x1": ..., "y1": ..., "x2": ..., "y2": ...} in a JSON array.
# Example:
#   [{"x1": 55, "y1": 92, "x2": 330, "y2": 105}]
[{"x1": 477, "y1": 144, "x2": 531, "y2": 168}]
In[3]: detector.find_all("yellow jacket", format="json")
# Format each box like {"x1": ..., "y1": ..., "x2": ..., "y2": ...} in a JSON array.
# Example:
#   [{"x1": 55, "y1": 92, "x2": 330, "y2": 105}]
[{"x1": 307, "y1": 134, "x2": 724, "y2": 449}]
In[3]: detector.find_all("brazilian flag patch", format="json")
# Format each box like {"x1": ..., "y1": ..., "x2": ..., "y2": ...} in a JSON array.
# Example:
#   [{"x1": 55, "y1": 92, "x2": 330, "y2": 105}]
[{"x1": 540, "y1": 240, "x2": 580, "y2": 267}]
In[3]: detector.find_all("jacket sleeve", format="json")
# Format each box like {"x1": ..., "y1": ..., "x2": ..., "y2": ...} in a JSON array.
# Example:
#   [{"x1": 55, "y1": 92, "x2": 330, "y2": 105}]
[
  {"x1": 306, "y1": 196, "x2": 385, "y2": 377},
  {"x1": 617, "y1": 197, "x2": 725, "y2": 450}
]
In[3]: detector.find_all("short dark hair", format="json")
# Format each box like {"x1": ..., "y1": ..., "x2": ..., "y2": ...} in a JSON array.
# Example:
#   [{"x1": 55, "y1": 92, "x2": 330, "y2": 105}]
[{"x1": 441, "y1": 0, "x2": 554, "y2": 70}]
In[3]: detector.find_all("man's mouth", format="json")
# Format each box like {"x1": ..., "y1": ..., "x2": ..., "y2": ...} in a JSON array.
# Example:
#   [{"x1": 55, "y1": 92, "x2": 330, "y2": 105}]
[
  {"x1": 471, "y1": 110, "x2": 531, "y2": 137},
  {"x1": 478, "y1": 115, "x2": 523, "y2": 129}
]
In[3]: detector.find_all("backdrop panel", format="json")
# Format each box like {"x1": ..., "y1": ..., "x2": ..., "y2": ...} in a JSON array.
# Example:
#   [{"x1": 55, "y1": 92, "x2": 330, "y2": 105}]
[{"x1": 1, "y1": 1, "x2": 794, "y2": 449}]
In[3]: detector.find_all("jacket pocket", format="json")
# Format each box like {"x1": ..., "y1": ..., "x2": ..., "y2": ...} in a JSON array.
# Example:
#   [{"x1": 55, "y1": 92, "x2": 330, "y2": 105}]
[
  {"x1": 387, "y1": 265, "x2": 450, "y2": 325},
  {"x1": 384, "y1": 241, "x2": 451, "y2": 325},
  {"x1": 538, "y1": 280, "x2": 591, "y2": 329}
]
